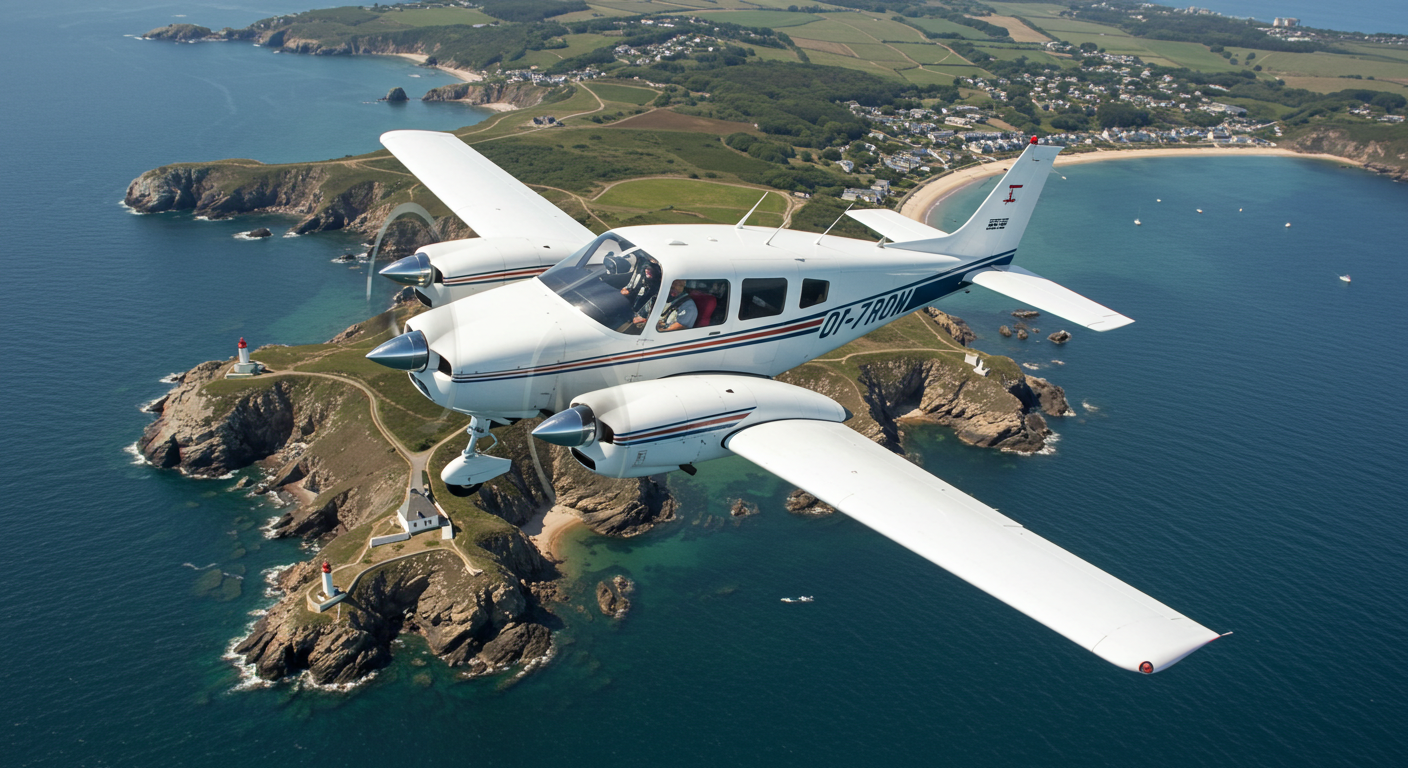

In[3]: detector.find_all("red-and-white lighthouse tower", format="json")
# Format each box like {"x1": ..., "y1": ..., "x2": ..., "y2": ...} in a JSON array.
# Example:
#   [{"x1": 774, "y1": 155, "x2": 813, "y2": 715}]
[{"x1": 321, "y1": 561, "x2": 336, "y2": 598}]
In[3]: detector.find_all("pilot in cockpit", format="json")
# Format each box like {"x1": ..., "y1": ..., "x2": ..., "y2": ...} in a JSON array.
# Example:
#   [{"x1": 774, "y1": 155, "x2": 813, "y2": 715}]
[{"x1": 621, "y1": 254, "x2": 661, "y2": 320}]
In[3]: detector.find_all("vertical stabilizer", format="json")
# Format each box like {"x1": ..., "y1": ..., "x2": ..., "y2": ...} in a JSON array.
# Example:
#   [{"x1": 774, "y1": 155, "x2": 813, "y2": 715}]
[{"x1": 890, "y1": 139, "x2": 1062, "y2": 259}]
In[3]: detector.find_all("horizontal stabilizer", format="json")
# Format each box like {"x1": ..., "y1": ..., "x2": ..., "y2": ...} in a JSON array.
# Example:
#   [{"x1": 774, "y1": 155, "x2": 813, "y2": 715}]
[
  {"x1": 847, "y1": 209, "x2": 948, "y2": 243},
  {"x1": 968, "y1": 266, "x2": 1133, "y2": 331}
]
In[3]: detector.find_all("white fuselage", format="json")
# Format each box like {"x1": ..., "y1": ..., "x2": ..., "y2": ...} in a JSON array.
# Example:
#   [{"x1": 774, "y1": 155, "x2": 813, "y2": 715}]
[{"x1": 403, "y1": 223, "x2": 1013, "y2": 421}]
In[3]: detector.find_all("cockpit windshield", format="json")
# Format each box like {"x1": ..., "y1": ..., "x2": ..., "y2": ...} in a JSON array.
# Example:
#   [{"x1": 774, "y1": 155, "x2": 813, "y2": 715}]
[{"x1": 539, "y1": 232, "x2": 660, "y2": 335}]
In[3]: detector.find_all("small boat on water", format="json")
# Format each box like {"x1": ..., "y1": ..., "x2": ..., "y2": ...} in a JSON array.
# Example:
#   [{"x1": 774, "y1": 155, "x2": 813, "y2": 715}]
[
  {"x1": 1196, "y1": 208, "x2": 1204, "y2": 213},
  {"x1": 1134, "y1": 218, "x2": 1141, "y2": 226},
  {"x1": 1339, "y1": 274, "x2": 1351, "y2": 283},
  {"x1": 1286, "y1": 222, "x2": 1292, "y2": 227}
]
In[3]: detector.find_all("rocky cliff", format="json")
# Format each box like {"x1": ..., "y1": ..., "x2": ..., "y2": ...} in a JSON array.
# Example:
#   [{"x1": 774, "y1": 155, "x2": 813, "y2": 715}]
[
  {"x1": 421, "y1": 82, "x2": 559, "y2": 109},
  {"x1": 780, "y1": 312, "x2": 1071, "y2": 455},
  {"x1": 236, "y1": 549, "x2": 552, "y2": 685},
  {"x1": 142, "y1": 24, "x2": 216, "y2": 42},
  {"x1": 123, "y1": 161, "x2": 471, "y2": 252},
  {"x1": 1284, "y1": 126, "x2": 1408, "y2": 181}
]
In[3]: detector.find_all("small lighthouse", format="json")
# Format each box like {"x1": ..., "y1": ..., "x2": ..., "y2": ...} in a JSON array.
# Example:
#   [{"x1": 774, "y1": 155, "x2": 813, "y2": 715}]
[
  {"x1": 226, "y1": 336, "x2": 264, "y2": 378},
  {"x1": 308, "y1": 559, "x2": 348, "y2": 613}
]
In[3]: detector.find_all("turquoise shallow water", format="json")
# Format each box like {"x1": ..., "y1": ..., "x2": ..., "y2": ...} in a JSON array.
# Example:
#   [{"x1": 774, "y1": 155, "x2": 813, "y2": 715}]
[{"x1": 1, "y1": 3, "x2": 1406, "y2": 767}]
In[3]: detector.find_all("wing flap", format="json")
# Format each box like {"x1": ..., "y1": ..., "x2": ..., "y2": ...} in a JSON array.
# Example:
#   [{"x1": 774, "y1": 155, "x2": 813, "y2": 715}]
[
  {"x1": 380, "y1": 130, "x2": 594, "y2": 243},
  {"x1": 846, "y1": 208, "x2": 948, "y2": 242},
  {"x1": 968, "y1": 266, "x2": 1134, "y2": 331},
  {"x1": 725, "y1": 420, "x2": 1218, "y2": 672}
]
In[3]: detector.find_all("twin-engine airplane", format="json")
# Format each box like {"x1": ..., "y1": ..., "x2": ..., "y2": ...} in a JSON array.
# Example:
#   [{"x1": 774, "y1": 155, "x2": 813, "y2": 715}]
[{"x1": 368, "y1": 130, "x2": 1220, "y2": 674}]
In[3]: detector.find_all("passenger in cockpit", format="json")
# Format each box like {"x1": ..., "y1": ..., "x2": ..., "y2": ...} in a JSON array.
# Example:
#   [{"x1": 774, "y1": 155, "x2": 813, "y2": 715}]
[{"x1": 657, "y1": 280, "x2": 699, "y2": 332}]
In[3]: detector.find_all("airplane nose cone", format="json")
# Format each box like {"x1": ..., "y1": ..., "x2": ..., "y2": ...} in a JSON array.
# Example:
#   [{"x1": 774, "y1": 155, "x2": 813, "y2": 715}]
[
  {"x1": 379, "y1": 252, "x2": 435, "y2": 287},
  {"x1": 532, "y1": 404, "x2": 596, "y2": 447},
  {"x1": 366, "y1": 330, "x2": 429, "y2": 372}
]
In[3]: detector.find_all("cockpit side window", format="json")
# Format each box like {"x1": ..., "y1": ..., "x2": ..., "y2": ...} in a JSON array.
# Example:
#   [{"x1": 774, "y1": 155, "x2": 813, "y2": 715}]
[
  {"x1": 539, "y1": 232, "x2": 661, "y2": 334},
  {"x1": 653, "y1": 279, "x2": 730, "y2": 333},
  {"x1": 739, "y1": 278, "x2": 788, "y2": 321}
]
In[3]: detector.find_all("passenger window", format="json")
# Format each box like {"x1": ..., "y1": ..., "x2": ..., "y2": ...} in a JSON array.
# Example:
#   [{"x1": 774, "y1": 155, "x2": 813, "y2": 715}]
[
  {"x1": 799, "y1": 278, "x2": 829, "y2": 308},
  {"x1": 654, "y1": 279, "x2": 730, "y2": 333},
  {"x1": 738, "y1": 278, "x2": 787, "y2": 321}
]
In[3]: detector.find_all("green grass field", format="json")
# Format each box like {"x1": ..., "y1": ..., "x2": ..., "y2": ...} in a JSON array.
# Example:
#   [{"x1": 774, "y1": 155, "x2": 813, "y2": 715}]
[
  {"x1": 971, "y1": 45, "x2": 1067, "y2": 66},
  {"x1": 904, "y1": 17, "x2": 991, "y2": 40},
  {"x1": 888, "y1": 42, "x2": 971, "y2": 66},
  {"x1": 588, "y1": 82, "x2": 660, "y2": 105},
  {"x1": 703, "y1": 10, "x2": 823, "y2": 28},
  {"x1": 594, "y1": 178, "x2": 787, "y2": 212},
  {"x1": 389, "y1": 7, "x2": 495, "y2": 27},
  {"x1": 1257, "y1": 50, "x2": 1408, "y2": 81}
]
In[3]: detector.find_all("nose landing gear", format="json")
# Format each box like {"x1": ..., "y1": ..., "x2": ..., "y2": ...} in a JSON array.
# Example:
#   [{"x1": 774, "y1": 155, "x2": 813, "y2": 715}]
[{"x1": 441, "y1": 415, "x2": 512, "y2": 497}]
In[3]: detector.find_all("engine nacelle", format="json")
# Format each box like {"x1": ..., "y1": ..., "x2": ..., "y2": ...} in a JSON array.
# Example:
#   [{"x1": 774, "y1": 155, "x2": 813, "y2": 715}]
[
  {"x1": 380, "y1": 236, "x2": 584, "y2": 307},
  {"x1": 536, "y1": 375, "x2": 849, "y2": 478}
]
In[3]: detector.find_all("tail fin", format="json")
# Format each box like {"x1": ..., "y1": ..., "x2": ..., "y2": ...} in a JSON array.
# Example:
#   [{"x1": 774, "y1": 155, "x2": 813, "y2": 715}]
[{"x1": 889, "y1": 138, "x2": 1062, "y2": 260}]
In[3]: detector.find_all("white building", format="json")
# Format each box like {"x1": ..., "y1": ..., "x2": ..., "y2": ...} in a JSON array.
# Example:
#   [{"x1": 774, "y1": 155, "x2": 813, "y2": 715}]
[{"x1": 397, "y1": 488, "x2": 446, "y2": 533}]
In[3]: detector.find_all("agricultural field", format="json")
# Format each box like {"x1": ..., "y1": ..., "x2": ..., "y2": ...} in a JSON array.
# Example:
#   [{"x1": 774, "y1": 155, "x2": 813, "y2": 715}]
[
  {"x1": 1255, "y1": 50, "x2": 1408, "y2": 81},
  {"x1": 972, "y1": 44, "x2": 1067, "y2": 66},
  {"x1": 888, "y1": 42, "x2": 976, "y2": 66},
  {"x1": 904, "y1": 16, "x2": 990, "y2": 40},
  {"x1": 701, "y1": 10, "x2": 823, "y2": 28},
  {"x1": 977, "y1": 15, "x2": 1051, "y2": 44}
]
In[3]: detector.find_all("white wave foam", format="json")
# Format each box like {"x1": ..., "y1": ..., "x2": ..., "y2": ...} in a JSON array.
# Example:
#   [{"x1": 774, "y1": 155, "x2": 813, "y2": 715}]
[
  {"x1": 281, "y1": 230, "x2": 300, "y2": 238},
  {"x1": 1081, "y1": 400, "x2": 1099, "y2": 413},
  {"x1": 1050, "y1": 359, "x2": 1065, "y2": 365},
  {"x1": 117, "y1": 199, "x2": 146, "y2": 215},
  {"x1": 182, "y1": 562, "x2": 218, "y2": 571},
  {"x1": 221, "y1": 572, "x2": 245, "y2": 581},
  {"x1": 224, "y1": 628, "x2": 274, "y2": 691},
  {"x1": 1021, "y1": 362, "x2": 1040, "y2": 370},
  {"x1": 159, "y1": 372, "x2": 184, "y2": 384},
  {"x1": 297, "y1": 668, "x2": 377, "y2": 693},
  {"x1": 138, "y1": 395, "x2": 166, "y2": 413},
  {"x1": 260, "y1": 515, "x2": 284, "y2": 540},
  {"x1": 124, "y1": 442, "x2": 151, "y2": 466}
]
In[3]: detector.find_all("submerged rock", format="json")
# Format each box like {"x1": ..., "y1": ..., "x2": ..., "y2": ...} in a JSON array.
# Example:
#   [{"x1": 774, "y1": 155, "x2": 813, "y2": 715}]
[
  {"x1": 999, "y1": 325, "x2": 1013, "y2": 338},
  {"x1": 729, "y1": 498, "x2": 760, "y2": 517}
]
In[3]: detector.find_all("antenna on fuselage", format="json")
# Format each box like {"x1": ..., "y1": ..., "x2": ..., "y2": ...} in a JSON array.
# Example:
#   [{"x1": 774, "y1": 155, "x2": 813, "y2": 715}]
[
  {"x1": 814, "y1": 203, "x2": 853, "y2": 245},
  {"x1": 735, "y1": 193, "x2": 770, "y2": 229}
]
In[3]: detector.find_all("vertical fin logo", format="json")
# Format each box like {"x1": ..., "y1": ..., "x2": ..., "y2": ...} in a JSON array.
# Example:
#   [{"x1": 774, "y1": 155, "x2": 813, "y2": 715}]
[{"x1": 1003, "y1": 184, "x2": 1024, "y2": 204}]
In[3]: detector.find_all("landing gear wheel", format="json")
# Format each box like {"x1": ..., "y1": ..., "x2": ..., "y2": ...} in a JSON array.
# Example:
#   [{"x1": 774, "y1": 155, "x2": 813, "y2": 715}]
[{"x1": 445, "y1": 482, "x2": 483, "y2": 498}]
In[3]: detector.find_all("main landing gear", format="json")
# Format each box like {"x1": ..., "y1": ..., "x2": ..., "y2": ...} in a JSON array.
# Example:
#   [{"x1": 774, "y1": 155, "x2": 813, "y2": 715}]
[{"x1": 441, "y1": 415, "x2": 512, "y2": 497}]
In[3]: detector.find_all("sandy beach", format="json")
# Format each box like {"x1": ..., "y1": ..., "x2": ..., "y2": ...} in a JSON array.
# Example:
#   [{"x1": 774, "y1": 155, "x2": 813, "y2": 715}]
[
  {"x1": 899, "y1": 146, "x2": 1347, "y2": 222},
  {"x1": 521, "y1": 504, "x2": 583, "y2": 560},
  {"x1": 391, "y1": 52, "x2": 484, "y2": 83}
]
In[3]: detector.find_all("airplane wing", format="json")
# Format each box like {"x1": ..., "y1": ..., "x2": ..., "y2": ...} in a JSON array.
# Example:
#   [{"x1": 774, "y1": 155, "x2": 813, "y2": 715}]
[
  {"x1": 967, "y1": 265, "x2": 1134, "y2": 331},
  {"x1": 725, "y1": 419, "x2": 1219, "y2": 673},
  {"x1": 380, "y1": 130, "x2": 595, "y2": 243}
]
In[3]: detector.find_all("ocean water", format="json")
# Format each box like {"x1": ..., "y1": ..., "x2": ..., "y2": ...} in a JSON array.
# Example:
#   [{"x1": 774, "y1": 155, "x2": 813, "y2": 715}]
[
  {"x1": 0, "y1": 2, "x2": 1405, "y2": 767},
  {"x1": 1185, "y1": 0, "x2": 1407, "y2": 35}
]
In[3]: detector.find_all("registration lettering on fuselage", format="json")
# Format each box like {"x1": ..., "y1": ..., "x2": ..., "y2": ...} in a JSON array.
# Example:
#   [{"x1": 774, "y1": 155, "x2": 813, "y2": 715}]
[{"x1": 818, "y1": 288, "x2": 915, "y2": 339}]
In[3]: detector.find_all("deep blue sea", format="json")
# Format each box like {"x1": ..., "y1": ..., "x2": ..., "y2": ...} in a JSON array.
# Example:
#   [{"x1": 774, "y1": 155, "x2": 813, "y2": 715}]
[
  {"x1": 1188, "y1": 0, "x2": 1406, "y2": 35},
  {"x1": 0, "y1": 2, "x2": 1405, "y2": 767}
]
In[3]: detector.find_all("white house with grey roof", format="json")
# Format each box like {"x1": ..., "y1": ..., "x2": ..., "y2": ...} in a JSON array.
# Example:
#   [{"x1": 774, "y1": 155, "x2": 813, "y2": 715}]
[{"x1": 397, "y1": 488, "x2": 446, "y2": 534}]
